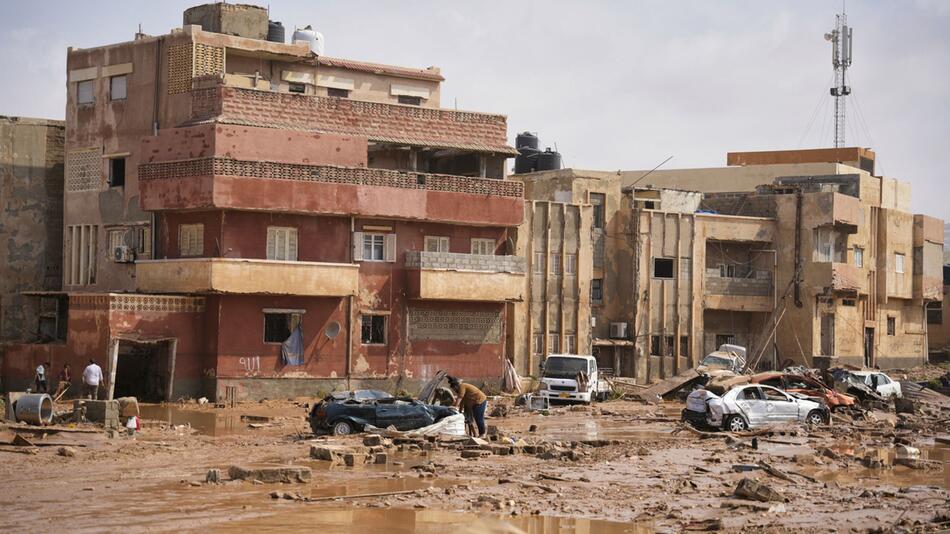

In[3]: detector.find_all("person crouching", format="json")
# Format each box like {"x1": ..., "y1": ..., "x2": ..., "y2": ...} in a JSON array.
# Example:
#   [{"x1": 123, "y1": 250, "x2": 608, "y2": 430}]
[{"x1": 448, "y1": 376, "x2": 488, "y2": 438}]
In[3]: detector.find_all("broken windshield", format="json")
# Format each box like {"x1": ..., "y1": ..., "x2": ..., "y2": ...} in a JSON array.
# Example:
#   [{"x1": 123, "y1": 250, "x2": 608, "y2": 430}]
[
  {"x1": 543, "y1": 357, "x2": 590, "y2": 378},
  {"x1": 701, "y1": 355, "x2": 736, "y2": 369}
]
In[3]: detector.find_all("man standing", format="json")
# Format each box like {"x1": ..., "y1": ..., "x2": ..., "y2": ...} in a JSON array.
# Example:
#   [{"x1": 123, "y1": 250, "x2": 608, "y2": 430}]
[
  {"x1": 53, "y1": 364, "x2": 72, "y2": 399},
  {"x1": 82, "y1": 359, "x2": 103, "y2": 400},
  {"x1": 34, "y1": 361, "x2": 50, "y2": 393}
]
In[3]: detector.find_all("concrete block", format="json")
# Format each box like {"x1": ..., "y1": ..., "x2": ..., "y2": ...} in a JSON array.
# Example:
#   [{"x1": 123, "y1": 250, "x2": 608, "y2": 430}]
[
  {"x1": 228, "y1": 465, "x2": 311, "y2": 483},
  {"x1": 4, "y1": 392, "x2": 28, "y2": 422},
  {"x1": 75, "y1": 400, "x2": 120, "y2": 429}
]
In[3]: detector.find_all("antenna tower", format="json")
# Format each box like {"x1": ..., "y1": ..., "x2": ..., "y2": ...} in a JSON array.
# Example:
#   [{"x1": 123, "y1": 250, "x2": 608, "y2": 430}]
[{"x1": 824, "y1": 7, "x2": 853, "y2": 148}]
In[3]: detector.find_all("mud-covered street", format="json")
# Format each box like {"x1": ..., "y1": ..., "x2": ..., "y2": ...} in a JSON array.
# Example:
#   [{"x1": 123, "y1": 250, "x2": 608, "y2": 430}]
[{"x1": 1, "y1": 383, "x2": 947, "y2": 534}]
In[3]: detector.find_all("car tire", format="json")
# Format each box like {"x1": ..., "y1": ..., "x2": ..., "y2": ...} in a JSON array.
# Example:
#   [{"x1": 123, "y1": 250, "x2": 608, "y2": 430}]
[
  {"x1": 332, "y1": 420, "x2": 354, "y2": 436},
  {"x1": 806, "y1": 410, "x2": 825, "y2": 426},
  {"x1": 725, "y1": 415, "x2": 748, "y2": 432}
]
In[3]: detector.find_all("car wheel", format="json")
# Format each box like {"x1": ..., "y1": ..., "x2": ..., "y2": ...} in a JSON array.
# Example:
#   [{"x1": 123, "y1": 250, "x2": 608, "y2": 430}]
[
  {"x1": 726, "y1": 415, "x2": 748, "y2": 432},
  {"x1": 332, "y1": 420, "x2": 353, "y2": 436},
  {"x1": 806, "y1": 410, "x2": 825, "y2": 426}
]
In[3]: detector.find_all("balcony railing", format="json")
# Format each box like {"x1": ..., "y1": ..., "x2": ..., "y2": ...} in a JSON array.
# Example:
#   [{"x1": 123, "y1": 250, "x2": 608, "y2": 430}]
[
  {"x1": 404, "y1": 251, "x2": 525, "y2": 274},
  {"x1": 705, "y1": 269, "x2": 772, "y2": 297}
]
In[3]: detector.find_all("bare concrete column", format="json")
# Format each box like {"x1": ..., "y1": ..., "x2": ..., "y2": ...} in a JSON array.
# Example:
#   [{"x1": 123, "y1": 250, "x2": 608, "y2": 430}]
[
  {"x1": 106, "y1": 337, "x2": 120, "y2": 400},
  {"x1": 166, "y1": 338, "x2": 178, "y2": 401}
]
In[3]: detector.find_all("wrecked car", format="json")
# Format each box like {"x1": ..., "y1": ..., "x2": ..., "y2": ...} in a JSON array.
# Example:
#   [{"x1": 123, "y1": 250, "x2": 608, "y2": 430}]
[
  {"x1": 831, "y1": 369, "x2": 903, "y2": 401},
  {"x1": 696, "y1": 344, "x2": 747, "y2": 374},
  {"x1": 308, "y1": 389, "x2": 458, "y2": 435},
  {"x1": 750, "y1": 372, "x2": 856, "y2": 411},
  {"x1": 683, "y1": 384, "x2": 829, "y2": 431}
]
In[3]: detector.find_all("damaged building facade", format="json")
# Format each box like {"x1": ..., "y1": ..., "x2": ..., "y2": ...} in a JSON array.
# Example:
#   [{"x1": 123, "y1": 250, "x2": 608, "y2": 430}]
[
  {"x1": 512, "y1": 147, "x2": 944, "y2": 379},
  {"x1": 2, "y1": 4, "x2": 525, "y2": 401}
]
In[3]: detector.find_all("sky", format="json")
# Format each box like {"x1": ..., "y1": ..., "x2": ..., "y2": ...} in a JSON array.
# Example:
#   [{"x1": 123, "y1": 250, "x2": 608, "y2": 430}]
[{"x1": 1, "y1": 1, "x2": 948, "y2": 220}]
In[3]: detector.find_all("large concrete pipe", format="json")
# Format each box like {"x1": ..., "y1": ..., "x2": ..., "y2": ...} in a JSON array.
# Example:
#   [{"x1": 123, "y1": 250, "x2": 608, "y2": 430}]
[{"x1": 14, "y1": 394, "x2": 53, "y2": 425}]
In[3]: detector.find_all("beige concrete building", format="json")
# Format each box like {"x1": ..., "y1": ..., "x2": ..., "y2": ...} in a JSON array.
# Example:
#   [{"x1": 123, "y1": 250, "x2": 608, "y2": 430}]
[{"x1": 512, "y1": 148, "x2": 944, "y2": 380}]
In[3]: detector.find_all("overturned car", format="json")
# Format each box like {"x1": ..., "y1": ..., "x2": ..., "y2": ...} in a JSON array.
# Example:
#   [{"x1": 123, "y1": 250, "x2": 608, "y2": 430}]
[
  {"x1": 308, "y1": 389, "x2": 458, "y2": 435},
  {"x1": 683, "y1": 384, "x2": 830, "y2": 431}
]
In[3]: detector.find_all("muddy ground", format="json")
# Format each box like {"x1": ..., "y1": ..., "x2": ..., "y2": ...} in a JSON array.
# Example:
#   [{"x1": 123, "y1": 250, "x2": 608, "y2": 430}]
[{"x1": 0, "y1": 383, "x2": 947, "y2": 533}]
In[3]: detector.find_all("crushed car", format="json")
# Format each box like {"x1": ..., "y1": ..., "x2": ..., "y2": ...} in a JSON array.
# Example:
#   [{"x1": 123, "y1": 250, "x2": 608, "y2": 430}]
[
  {"x1": 308, "y1": 388, "x2": 458, "y2": 435},
  {"x1": 749, "y1": 372, "x2": 856, "y2": 411},
  {"x1": 831, "y1": 368, "x2": 902, "y2": 401},
  {"x1": 681, "y1": 384, "x2": 829, "y2": 431},
  {"x1": 696, "y1": 344, "x2": 747, "y2": 375}
]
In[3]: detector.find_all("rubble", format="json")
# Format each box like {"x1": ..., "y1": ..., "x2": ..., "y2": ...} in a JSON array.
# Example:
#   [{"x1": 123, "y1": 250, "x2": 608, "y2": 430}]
[{"x1": 227, "y1": 465, "x2": 312, "y2": 483}]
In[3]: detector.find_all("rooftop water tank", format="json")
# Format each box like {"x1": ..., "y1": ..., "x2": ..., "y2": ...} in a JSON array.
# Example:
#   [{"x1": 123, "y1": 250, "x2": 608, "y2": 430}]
[
  {"x1": 516, "y1": 131, "x2": 539, "y2": 151},
  {"x1": 267, "y1": 21, "x2": 285, "y2": 43},
  {"x1": 293, "y1": 25, "x2": 325, "y2": 55},
  {"x1": 514, "y1": 149, "x2": 539, "y2": 174},
  {"x1": 536, "y1": 148, "x2": 562, "y2": 172}
]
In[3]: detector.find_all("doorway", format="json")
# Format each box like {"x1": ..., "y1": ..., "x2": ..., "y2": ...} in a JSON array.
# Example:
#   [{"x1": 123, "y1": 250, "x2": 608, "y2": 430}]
[
  {"x1": 820, "y1": 314, "x2": 835, "y2": 355},
  {"x1": 864, "y1": 328, "x2": 874, "y2": 367},
  {"x1": 111, "y1": 339, "x2": 176, "y2": 402}
]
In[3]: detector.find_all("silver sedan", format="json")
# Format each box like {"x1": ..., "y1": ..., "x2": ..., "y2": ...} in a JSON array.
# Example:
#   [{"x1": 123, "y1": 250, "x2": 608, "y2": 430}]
[{"x1": 705, "y1": 384, "x2": 829, "y2": 431}]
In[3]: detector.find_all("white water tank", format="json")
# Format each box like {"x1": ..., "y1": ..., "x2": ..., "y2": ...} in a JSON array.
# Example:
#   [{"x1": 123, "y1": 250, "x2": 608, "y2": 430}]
[{"x1": 292, "y1": 25, "x2": 325, "y2": 55}]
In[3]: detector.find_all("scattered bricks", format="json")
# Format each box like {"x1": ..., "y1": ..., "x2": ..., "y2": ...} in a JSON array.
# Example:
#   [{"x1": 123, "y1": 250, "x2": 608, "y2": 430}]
[
  {"x1": 76, "y1": 400, "x2": 120, "y2": 429},
  {"x1": 734, "y1": 478, "x2": 786, "y2": 502},
  {"x1": 374, "y1": 453, "x2": 388, "y2": 465},
  {"x1": 227, "y1": 465, "x2": 312, "y2": 484},
  {"x1": 363, "y1": 434, "x2": 383, "y2": 447},
  {"x1": 343, "y1": 453, "x2": 365, "y2": 467},
  {"x1": 310, "y1": 444, "x2": 357, "y2": 463},
  {"x1": 461, "y1": 450, "x2": 490, "y2": 459}
]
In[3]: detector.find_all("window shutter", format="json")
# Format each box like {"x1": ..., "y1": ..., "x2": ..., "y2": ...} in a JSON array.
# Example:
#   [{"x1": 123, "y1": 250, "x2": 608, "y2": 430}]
[
  {"x1": 352, "y1": 232, "x2": 363, "y2": 261},
  {"x1": 288, "y1": 229, "x2": 298, "y2": 261},
  {"x1": 385, "y1": 233, "x2": 397, "y2": 262},
  {"x1": 424, "y1": 236, "x2": 437, "y2": 252},
  {"x1": 440, "y1": 237, "x2": 449, "y2": 252},
  {"x1": 266, "y1": 227, "x2": 276, "y2": 260},
  {"x1": 195, "y1": 225, "x2": 203, "y2": 256}
]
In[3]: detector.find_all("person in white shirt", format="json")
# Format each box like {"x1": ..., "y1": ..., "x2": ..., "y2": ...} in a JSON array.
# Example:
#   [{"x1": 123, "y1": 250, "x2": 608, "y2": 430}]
[
  {"x1": 82, "y1": 359, "x2": 103, "y2": 400},
  {"x1": 34, "y1": 361, "x2": 50, "y2": 393}
]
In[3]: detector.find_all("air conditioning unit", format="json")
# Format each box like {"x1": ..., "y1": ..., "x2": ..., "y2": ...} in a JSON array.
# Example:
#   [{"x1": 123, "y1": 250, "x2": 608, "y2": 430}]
[
  {"x1": 609, "y1": 322, "x2": 628, "y2": 339},
  {"x1": 114, "y1": 245, "x2": 134, "y2": 263}
]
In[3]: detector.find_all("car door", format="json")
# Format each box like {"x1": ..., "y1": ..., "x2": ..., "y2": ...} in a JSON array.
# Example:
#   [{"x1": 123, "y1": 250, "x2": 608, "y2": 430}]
[
  {"x1": 733, "y1": 386, "x2": 769, "y2": 427},
  {"x1": 760, "y1": 385, "x2": 800, "y2": 422},
  {"x1": 872, "y1": 374, "x2": 897, "y2": 398}
]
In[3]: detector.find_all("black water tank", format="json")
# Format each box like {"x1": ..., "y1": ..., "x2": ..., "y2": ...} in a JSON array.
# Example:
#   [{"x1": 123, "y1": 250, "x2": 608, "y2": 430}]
[
  {"x1": 267, "y1": 21, "x2": 285, "y2": 43},
  {"x1": 536, "y1": 148, "x2": 562, "y2": 171},
  {"x1": 514, "y1": 148, "x2": 539, "y2": 174},
  {"x1": 516, "y1": 131, "x2": 539, "y2": 151}
]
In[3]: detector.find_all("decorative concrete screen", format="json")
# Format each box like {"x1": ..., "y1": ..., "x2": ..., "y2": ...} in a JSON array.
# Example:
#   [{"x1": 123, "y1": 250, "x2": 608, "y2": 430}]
[
  {"x1": 66, "y1": 148, "x2": 102, "y2": 192},
  {"x1": 408, "y1": 308, "x2": 502, "y2": 343},
  {"x1": 167, "y1": 44, "x2": 194, "y2": 94},
  {"x1": 194, "y1": 44, "x2": 224, "y2": 78}
]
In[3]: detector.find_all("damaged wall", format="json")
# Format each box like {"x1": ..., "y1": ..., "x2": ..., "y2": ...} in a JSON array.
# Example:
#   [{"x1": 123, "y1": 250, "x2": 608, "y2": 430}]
[{"x1": 0, "y1": 116, "x2": 65, "y2": 341}]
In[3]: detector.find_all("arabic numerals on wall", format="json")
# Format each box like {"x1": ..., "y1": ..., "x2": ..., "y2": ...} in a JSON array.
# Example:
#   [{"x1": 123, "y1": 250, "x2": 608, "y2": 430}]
[{"x1": 239, "y1": 356, "x2": 261, "y2": 374}]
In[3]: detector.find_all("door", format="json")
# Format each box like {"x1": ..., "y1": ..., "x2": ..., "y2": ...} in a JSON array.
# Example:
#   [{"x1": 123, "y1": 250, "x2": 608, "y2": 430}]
[
  {"x1": 864, "y1": 328, "x2": 874, "y2": 367},
  {"x1": 376, "y1": 400, "x2": 429, "y2": 430},
  {"x1": 820, "y1": 314, "x2": 835, "y2": 355},
  {"x1": 733, "y1": 387, "x2": 769, "y2": 427},
  {"x1": 760, "y1": 386, "x2": 800, "y2": 422}
]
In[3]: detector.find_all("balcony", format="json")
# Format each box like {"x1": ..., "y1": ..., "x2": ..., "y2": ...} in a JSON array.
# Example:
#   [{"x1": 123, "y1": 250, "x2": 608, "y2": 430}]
[
  {"x1": 812, "y1": 262, "x2": 865, "y2": 293},
  {"x1": 190, "y1": 85, "x2": 518, "y2": 155},
  {"x1": 404, "y1": 251, "x2": 525, "y2": 302},
  {"x1": 698, "y1": 214, "x2": 775, "y2": 243},
  {"x1": 813, "y1": 192, "x2": 861, "y2": 234},
  {"x1": 138, "y1": 158, "x2": 524, "y2": 226},
  {"x1": 136, "y1": 258, "x2": 359, "y2": 297},
  {"x1": 703, "y1": 269, "x2": 773, "y2": 312}
]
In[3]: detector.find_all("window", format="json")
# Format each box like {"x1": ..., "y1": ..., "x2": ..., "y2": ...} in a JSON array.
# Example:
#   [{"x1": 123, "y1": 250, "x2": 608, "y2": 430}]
[
  {"x1": 590, "y1": 193, "x2": 605, "y2": 229},
  {"x1": 565, "y1": 334, "x2": 577, "y2": 354},
  {"x1": 927, "y1": 302, "x2": 943, "y2": 325},
  {"x1": 110, "y1": 75, "x2": 127, "y2": 101},
  {"x1": 591, "y1": 279, "x2": 603, "y2": 303},
  {"x1": 361, "y1": 314, "x2": 387, "y2": 345},
  {"x1": 134, "y1": 226, "x2": 152, "y2": 257},
  {"x1": 650, "y1": 335, "x2": 661, "y2": 356},
  {"x1": 854, "y1": 247, "x2": 864, "y2": 268},
  {"x1": 178, "y1": 224, "x2": 204, "y2": 257},
  {"x1": 266, "y1": 227, "x2": 298, "y2": 261},
  {"x1": 665, "y1": 335, "x2": 675, "y2": 356},
  {"x1": 550, "y1": 253, "x2": 562, "y2": 275},
  {"x1": 762, "y1": 388, "x2": 789, "y2": 402},
  {"x1": 425, "y1": 236, "x2": 450, "y2": 253},
  {"x1": 398, "y1": 95, "x2": 422, "y2": 106},
  {"x1": 108, "y1": 229, "x2": 125, "y2": 258},
  {"x1": 363, "y1": 233, "x2": 386, "y2": 261},
  {"x1": 327, "y1": 87, "x2": 349, "y2": 98},
  {"x1": 533, "y1": 251, "x2": 545, "y2": 274},
  {"x1": 841, "y1": 299, "x2": 856, "y2": 307},
  {"x1": 894, "y1": 253, "x2": 905, "y2": 274},
  {"x1": 263, "y1": 311, "x2": 301, "y2": 343},
  {"x1": 533, "y1": 333, "x2": 544, "y2": 355},
  {"x1": 565, "y1": 254, "x2": 577, "y2": 276},
  {"x1": 718, "y1": 264, "x2": 736, "y2": 278},
  {"x1": 77, "y1": 80, "x2": 94, "y2": 104},
  {"x1": 680, "y1": 336, "x2": 689, "y2": 358},
  {"x1": 65, "y1": 224, "x2": 98, "y2": 286},
  {"x1": 288, "y1": 82, "x2": 306, "y2": 94},
  {"x1": 108, "y1": 157, "x2": 125, "y2": 187},
  {"x1": 548, "y1": 334, "x2": 560, "y2": 354},
  {"x1": 471, "y1": 238, "x2": 495, "y2": 256},
  {"x1": 715, "y1": 334, "x2": 736, "y2": 347},
  {"x1": 653, "y1": 258, "x2": 674, "y2": 279},
  {"x1": 887, "y1": 317, "x2": 896, "y2": 336},
  {"x1": 814, "y1": 227, "x2": 847, "y2": 263}
]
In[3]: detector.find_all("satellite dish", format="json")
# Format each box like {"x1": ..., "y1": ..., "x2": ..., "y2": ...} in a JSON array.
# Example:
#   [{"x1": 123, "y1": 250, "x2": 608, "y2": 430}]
[{"x1": 324, "y1": 321, "x2": 341, "y2": 339}]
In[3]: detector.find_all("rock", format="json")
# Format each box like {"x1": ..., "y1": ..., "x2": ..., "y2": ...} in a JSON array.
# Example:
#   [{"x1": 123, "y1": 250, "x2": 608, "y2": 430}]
[
  {"x1": 310, "y1": 444, "x2": 358, "y2": 463},
  {"x1": 57, "y1": 446, "x2": 77, "y2": 457},
  {"x1": 206, "y1": 469, "x2": 222, "y2": 484},
  {"x1": 893, "y1": 397, "x2": 915, "y2": 415},
  {"x1": 227, "y1": 465, "x2": 312, "y2": 483},
  {"x1": 489, "y1": 404, "x2": 509, "y2": 417},
  {"x1": 363, "y1": 434, "x2": 383, "y2": 447},
  {"x1": 374, "y1": 453, "x2": 388, "y2": 465},
  {"x1": 528, "y1": 425, "x2": 538, "y2": 432},
  {"x1": 343, "y1": 453, "x2": 364, "y2": 467},
  {"x1": 734, "y1": 478, "x2": 786, "y2": 502},
  {"x1": 269, "y1": 491, "x2": 285, "y2": 499}
]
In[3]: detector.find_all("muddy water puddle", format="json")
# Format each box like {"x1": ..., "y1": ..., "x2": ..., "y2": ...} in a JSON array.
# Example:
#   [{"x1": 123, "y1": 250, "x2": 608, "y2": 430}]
[
  {"x1": 213, "y1": 506, "x2": 653, "y2": 533},
  {"x1": 801, "y1": 443, "x2": 949, "y2": 490},
  {"x1": 501, "y1": 417, "x2": 677, "y2": 442},
  {"x1": 138, "y1": 404, "x2": 246, "y2": 436}
]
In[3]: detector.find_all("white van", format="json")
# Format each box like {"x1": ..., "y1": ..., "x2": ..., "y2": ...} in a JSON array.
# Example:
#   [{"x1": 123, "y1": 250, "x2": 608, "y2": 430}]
[{"x1": 538, "y1": 354, "x2": 611, "y2": 404}]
